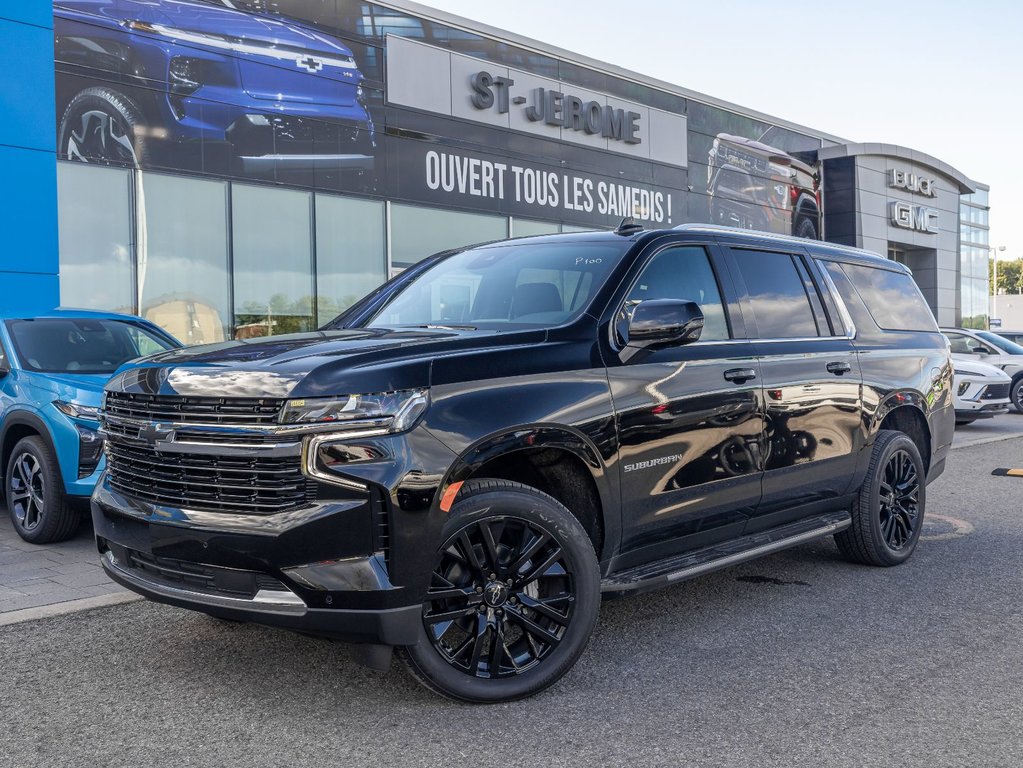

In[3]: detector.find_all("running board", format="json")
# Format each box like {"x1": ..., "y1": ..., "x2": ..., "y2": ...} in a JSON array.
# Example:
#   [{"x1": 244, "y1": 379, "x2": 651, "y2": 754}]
[{"x1": 601, "y1": 511, "x2": 851, "y2": 597}]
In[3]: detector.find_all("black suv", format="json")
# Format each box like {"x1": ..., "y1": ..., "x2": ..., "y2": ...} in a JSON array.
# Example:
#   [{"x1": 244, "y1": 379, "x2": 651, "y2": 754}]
[{"x1": 93, "y1": 224, "x2": 953, "y2": 703}]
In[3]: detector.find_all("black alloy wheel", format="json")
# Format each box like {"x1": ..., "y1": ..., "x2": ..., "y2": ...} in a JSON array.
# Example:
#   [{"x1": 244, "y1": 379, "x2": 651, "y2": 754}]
[
  {"x1": 400, "y1": 479, "x2": 600, "y2": 703},
  {"x1": 424, "y1": 516, "x2": 575, "y2": 679},
  {"x1": 877, "y1": 449, "x2": 920, "y2": 551},
  {"x1": 5, "y1": 435, "x2": 79, "y2": 544},
  {"x1": 835, "y1": 430, "x2": 926, "y2": 567}
]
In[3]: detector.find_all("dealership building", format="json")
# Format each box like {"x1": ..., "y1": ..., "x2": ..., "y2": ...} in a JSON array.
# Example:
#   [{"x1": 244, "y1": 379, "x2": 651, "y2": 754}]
[{"x1": 3, "y1": 1, "x2": 988, "y2": 341}]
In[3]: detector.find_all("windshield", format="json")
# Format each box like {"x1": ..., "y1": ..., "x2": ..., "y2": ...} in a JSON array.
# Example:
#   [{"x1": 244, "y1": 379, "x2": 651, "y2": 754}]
[
  {"x1": 976, "y1": 331, "x2": 1023, "y2": 355},
  {"x1": 367, "y1": 241, "x2": 629, "y2": 329},
  {"x1": 6, "y1": 318, "x2": 178, "y2": 374}
]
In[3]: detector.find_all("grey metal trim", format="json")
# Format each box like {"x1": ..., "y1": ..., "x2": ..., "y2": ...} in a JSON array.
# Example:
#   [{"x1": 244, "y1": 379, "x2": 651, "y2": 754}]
[
  {"x1": 102, "y1": 414, "x2": 394, "y2": 438},
  {"x1": 662, "y1": 517, "x2": 851, "y2": 584},
  {"x1": 371, "y1": 0, "x2": 843, "y2": 147},
  {"x1": 103, "y1": 551, "x2": 308, "y2": 615},
  {"x1": 817, "y1": 143, "x2": 975, "y2": 194},
  {"x1": 238, "y1": 154, "x2": 374, "y2": 172}
]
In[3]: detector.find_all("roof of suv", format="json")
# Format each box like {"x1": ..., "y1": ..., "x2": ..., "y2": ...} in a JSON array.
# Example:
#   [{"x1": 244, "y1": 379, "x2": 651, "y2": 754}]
[{"x1": 497, "y1": 224, "x2": 906, "y2": 273}]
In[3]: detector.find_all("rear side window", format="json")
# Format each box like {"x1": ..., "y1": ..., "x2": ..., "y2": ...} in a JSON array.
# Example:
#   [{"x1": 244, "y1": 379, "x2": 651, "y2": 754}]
[
  {"x1": 730, "y1": 249, "x2": 820, "y2": 339},
  {"x1": 838, "y1": 263, "x2": 938, "y2": 332}
]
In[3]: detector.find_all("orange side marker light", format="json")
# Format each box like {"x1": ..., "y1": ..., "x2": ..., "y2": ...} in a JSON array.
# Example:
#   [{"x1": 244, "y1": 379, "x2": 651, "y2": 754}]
[{"x1": 439, "y1": 481, "x2": 464, "y2": 513}]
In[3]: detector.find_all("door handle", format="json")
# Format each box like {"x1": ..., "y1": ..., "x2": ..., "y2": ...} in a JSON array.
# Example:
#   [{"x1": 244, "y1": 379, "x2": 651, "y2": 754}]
[
  {"x1": 723, "y1": 368, "x2": 757, "y2": 384},
  {"x1": 826, "y1": 361, "x2": 852, "y2": 376}
]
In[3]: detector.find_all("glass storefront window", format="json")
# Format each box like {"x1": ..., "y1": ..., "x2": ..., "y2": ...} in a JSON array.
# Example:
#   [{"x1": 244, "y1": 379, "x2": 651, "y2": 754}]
[
  {"x1": 315, "y1": 194, "x2": 386, "y2": 326},
  {"x1": 390, "y1": 204, "x2": 508, "y2": 267},
  {"x1": 232, "y1": 184, "x2": 314, "y2": 338},
  {"x1": 57, "y1": 162, "x2": 134, "y2": 313},
  {"x1": 138, "y1": 173, "x2": 230, "y2": 345},
  {"x1": 511, "y1": 218, "x2": 560, "y2": 238}
]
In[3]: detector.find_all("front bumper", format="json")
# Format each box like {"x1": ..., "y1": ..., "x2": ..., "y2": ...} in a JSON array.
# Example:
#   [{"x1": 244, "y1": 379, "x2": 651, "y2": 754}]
[
  {"x1": 955, "y1": 403, "x2": 1009, "y2": 420},
  {"x1": 91, "y1": 476, "x2": 421, "y2": 645}
]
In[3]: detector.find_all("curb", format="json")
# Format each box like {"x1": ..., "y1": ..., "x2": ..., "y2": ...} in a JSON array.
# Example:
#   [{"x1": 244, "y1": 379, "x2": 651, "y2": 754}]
[
  {"x1": 0, "y1": 592, "x2": 142, "y2": 627},
  {"x1": 950, "y1": 432, "x2": 1023, "y2": 451}
]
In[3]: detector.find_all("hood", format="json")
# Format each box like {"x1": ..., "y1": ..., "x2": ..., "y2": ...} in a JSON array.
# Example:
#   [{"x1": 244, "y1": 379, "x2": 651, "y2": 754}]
[
  {"x1": 124, "y1": 0, "x2": 358, "y2": 59},
  {"x1": 951, "y1": 358, "x2": 1012, "y2": 380},
  {"x1": 106, "y1": 327, "x2": 548, "y2": 399},
  {"x1": 714, "y1": 133, "x2": 815, "y2": 175},
  {"x1": 20, "y1": 370, "x2": 111, "y2": 406}
]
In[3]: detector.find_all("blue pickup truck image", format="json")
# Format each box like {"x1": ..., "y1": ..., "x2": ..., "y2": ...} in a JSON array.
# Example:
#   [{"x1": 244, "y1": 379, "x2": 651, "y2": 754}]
[{"x1": 54, "y1": 0, "x2": 376, "y2": 176}]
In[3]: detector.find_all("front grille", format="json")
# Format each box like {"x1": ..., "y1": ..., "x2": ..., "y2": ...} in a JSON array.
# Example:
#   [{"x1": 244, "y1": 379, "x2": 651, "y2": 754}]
[
  {"x1": 106, "y1": 441, "x2": 312, "y2": 514},
  {"x1": 104, "y1": 392, "x2": 284, "y2": 426},
  {"x1": 981, "y1": 383, "x2": 1011, "y2": 400},
  {"x1": 716, "y1": 143, "x2": 770, "y2": 175},
  {"x1": 117, "y1": 546, "x2": 288, "y2": 598}
]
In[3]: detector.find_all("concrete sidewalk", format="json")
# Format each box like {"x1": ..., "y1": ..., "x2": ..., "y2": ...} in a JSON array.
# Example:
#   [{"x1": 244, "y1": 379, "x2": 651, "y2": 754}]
[{"x1": 0, "y1": 505, "x2": 136, "y2": 624}]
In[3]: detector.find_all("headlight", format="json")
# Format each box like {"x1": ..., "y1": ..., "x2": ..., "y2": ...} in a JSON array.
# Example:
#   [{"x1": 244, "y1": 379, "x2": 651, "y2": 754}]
[
  {"x1": 279, "y1": 389, "x2": 429, "y2": 432},
  {"x1": 54, "y1": 400, "x2": 102, "y2": 421}
]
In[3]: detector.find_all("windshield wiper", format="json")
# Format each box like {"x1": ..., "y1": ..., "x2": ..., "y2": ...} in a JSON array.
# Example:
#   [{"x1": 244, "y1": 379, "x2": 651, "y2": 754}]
[{"x1": 409, "y1": 324, "x2": 478, "y2": 331}]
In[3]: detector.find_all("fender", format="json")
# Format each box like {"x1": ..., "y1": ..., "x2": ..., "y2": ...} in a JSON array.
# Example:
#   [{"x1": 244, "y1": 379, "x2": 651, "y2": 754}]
[
  {"x1": 873, "y1": 389, "x2": 930, "y2": 432},
  {"x1": 433, "y1": 423, "x2": 620, "y2": 562},
  {"x1": 0, "y1": 408, "x2": 60, "y2": 496}
]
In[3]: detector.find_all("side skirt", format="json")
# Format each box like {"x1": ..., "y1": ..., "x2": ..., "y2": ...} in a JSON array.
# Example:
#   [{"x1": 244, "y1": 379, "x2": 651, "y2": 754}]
[{"x1": 601, "y1": 511, "x2": 851, "y2": 598}]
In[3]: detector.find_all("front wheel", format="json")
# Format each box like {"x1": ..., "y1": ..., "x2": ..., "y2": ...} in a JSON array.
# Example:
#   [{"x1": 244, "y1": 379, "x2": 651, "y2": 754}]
[
  {"x1": 835, "y1": 430, "x2": 925, "y2": 566},
  {"x1": 399, "y1": 479, "x2": 600, "y2": 703},
  {"x1": 1011, "y1": 374, "x2": 1023, "y2": 414},
  {"x1": 5, "y1": 436, "x2": 79, "y2": 544}
]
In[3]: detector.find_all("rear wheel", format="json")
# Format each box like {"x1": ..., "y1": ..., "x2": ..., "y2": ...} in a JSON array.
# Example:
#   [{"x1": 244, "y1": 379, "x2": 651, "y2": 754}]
[
  {"x1": 835, "y1": 430, "x2": 925, "y2": 566},
  {"x1": 399, "y1": 479, "x2": 600, "y2": 703},
  {"x1": 5, "y1": 436, "x2": 79, "y2": 544},
  {"x1": 794, "y1": 215, "x2": 819, "y2": 240}
]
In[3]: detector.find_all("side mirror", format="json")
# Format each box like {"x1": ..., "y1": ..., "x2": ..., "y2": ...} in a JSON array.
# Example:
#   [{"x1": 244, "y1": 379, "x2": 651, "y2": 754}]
[
  {"x1": 970, "y1": 345, "x2": 989, "y2": 355},
  {"x1": 624, "y1": 299, "x2": 705, "y2": 350}
]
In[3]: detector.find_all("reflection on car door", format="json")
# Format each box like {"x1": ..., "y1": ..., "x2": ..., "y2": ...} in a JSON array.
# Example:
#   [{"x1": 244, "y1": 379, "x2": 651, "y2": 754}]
[
  {"x1": 723, "y1": 245, "x2": 864, "y2": 533},
  {"x1": 604, "y1": 241, "x2": 765, "y2": 569}
]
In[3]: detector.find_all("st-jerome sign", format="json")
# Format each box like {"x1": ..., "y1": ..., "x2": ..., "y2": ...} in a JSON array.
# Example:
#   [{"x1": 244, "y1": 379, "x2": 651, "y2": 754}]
[{"x1": 470, "y1": 71, "x2": 643, "y2": 145}]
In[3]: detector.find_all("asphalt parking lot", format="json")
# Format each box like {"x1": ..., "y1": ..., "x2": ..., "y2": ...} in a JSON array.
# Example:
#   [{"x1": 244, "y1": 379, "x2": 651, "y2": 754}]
[{"x1": 2, "y1": 432, "x2": 1023, "y2": 767}]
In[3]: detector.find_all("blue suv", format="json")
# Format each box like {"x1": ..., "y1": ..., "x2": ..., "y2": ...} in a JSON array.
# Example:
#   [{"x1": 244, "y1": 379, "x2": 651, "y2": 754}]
[
  {"x1": 54, "y1": 0, "x2": 376, "y2": 175},
  {"x1": 0, "y1": 311, "x2": 179, "y2": 544}
]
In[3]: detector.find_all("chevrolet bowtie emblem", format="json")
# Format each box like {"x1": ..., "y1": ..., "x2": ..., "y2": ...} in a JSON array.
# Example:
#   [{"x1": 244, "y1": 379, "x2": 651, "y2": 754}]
[{"x1": 138, "y1": 424, "x2": 175, "y2": 446}]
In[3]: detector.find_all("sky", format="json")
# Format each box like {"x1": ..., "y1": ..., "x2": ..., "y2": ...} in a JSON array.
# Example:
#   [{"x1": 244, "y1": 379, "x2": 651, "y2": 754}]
[{"x1": 424, "y1": 0, "x2": 1023, "y2": 262}]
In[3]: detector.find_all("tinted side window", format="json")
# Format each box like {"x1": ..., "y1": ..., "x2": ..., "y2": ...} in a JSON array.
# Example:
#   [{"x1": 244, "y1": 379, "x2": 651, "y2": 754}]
[
  {"x1": 945, "y1": 333, "x2": 975, "y2": 354},
  {"x1": 730, "y1": 249, "x2": 819, "y2": 338},
  {"x1": 627, "y1": 246, "x2": 729, "y2": 340},
  {"x1": 839, "y1": 263, "x2": 938, "y2": 332}
]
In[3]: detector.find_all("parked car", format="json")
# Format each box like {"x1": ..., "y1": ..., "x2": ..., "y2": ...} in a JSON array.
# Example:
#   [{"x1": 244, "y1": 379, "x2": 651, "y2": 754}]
[
  {"x1": 950, "y1": 358, "x2": 1011, "y2": 425},
  {"x1": 991, "y1": 329, "x2": 1023, "y2": 346},
  {"x1": 54, "y1": 0, "x2": 375, "y2": 176},
  {"x1": 93, "y1": 224, "x2": 952, "y2": 703},
  {"x1": 0, "y1": 310, "x2": 180, "y2": 543},
  {"x1": 942, "y1": 327, "x2": 1023, "y2": 412}
]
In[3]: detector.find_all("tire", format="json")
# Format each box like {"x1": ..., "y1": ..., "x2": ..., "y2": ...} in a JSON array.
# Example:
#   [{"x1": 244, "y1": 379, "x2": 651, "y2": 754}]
[
  {"x1": 835, "y1": 430, "x2": 925, "y2": 567},
  {"x1": 1011, "y1": 374, "x2": 1023, "y2": 414},
  {"x1": 399, "y1": 479, "x2": 600, "y2": 703},
  {"x1": 5, "y1": 436, "x2": 79, "y2": 545},
  {"x1": 57, "y1": 86, "x2": 148, "y2": 167},
  {"x1": 794, "y1": 215, "x2": 819, "y2": 240}
]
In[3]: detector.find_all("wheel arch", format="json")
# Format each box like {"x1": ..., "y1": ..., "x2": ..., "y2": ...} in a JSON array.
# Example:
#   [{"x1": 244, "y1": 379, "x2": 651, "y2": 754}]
[
  {"x1": 1, "y1": 410, "x2": 59, "y2": 502},
  {"x1": 876, "y1": 399, "x2": 932, "y2": 476},
  {"x1": 439, "y1": 426, "x2": 616, "y2": 565}
]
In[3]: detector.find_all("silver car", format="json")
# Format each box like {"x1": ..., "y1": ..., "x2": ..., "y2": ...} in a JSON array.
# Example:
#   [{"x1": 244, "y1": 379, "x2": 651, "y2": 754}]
[{"x1": 942, "y1": 328, "x2": 1023, "y2": 412}]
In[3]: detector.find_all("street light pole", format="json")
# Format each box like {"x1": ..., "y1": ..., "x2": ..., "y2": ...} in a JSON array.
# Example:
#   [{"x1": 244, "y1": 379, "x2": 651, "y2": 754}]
[{"x1": 991, "y1": 244, "x2": 1007, "y2": 324}]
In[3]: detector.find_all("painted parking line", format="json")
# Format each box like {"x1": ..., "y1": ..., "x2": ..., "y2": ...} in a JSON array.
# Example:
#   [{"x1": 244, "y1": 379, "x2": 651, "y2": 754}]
[
  {"x1": 920, "y1": 514, "x2": 975, "y2": 542},
  {"x1": 992, "y1": 468, "x2": 1023, "y2": 477}
]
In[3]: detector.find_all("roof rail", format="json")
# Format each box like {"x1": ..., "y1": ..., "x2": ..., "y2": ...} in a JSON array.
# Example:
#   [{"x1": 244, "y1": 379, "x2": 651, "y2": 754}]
[{"x1": 671, "y1": 223, "x2": 885, "y2": 261}]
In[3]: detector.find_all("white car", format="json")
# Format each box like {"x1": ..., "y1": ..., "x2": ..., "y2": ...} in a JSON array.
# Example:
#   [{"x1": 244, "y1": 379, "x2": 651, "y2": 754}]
[
  {"x1": 942, "y1": 327, "x2": 1023, "y2": 412},
  {"x1": 952, "y1": 358, "x2": 1012, "y2": 426}
]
